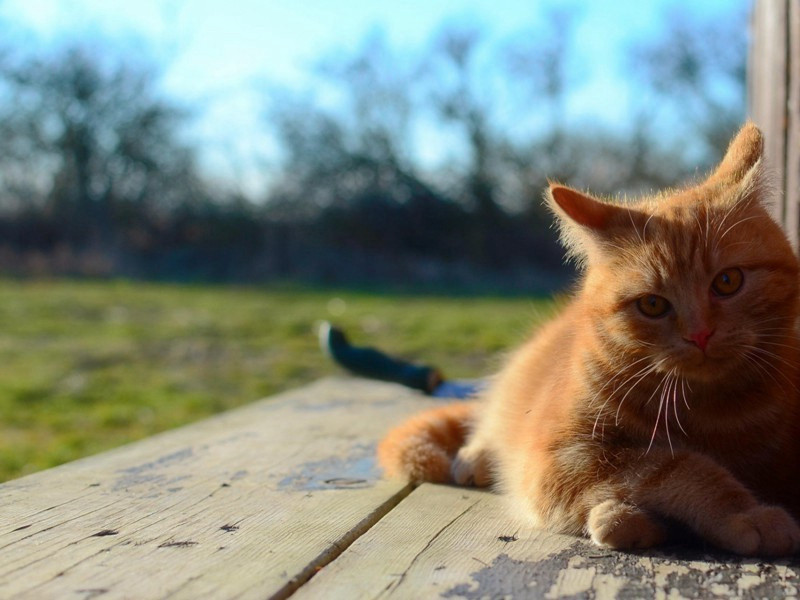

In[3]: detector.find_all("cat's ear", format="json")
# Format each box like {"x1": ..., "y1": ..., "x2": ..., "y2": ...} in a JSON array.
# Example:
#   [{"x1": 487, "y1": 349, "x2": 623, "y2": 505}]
[
  {"x1": 546, "y1": 183, "x2": 642, "y2": 263},
  {"x1": 705, "y1": 122, "x2": 769, "y2": 208},
  {"x1": 547, "y1": 185, "x2": 620, "y2": 231},
  {"x1": 706, "y1": 122, "x2": 763, "y2": 188}
]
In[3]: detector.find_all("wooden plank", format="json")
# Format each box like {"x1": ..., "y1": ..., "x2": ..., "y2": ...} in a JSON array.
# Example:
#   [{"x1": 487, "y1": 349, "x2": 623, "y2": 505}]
[
  {"x1": 0, "y1": 377, "x2": 440, "y2": 600},
  {"x1": 749, "y1": 0, "x2": 789, "y2": 230},
  {"x1": 787, "y1": 0, "x2": 800, "y2": 249},
  {"x1": 297, "y1": 483, "x2": 800, "y2": 599}
]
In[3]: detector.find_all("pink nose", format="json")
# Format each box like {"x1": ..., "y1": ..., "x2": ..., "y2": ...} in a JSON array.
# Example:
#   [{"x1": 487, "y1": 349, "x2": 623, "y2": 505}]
[{"x1": 686, "y1": 329, "x2": 714, "y2": 352}]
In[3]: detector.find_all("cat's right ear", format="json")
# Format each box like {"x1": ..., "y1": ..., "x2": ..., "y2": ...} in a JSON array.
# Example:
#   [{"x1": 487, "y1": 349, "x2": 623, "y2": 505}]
[{"x1": 546, "y1": 183, "x2": 635, "y2": 263}]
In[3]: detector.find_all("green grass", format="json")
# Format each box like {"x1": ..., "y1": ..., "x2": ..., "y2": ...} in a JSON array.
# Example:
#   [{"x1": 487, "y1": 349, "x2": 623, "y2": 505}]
[{"x1": 0, "y1": 279, "x2": 558, "y2": 482}]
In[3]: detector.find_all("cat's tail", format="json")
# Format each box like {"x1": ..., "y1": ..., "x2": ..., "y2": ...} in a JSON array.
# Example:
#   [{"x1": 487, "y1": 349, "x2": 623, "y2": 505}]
[{"x1": 377, "y1": 401, "x2": 475, "y2": 483}]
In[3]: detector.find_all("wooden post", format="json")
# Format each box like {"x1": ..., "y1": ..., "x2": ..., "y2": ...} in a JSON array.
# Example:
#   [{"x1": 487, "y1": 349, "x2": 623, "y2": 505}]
[{"x1": 749, "y1": 0, "x2": 799, "y2": 249}]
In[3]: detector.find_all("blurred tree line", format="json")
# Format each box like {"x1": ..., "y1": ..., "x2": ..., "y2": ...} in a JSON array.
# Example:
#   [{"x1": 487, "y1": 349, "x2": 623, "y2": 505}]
[{"x1": 0, "y1": 10, "x2": 745, "y2": 291}]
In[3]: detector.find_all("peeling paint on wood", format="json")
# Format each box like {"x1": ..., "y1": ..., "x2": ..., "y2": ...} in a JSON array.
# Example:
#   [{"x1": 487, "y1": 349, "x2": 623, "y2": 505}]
[
  {"x1": 294, "y1": 483, "x2": 800, "y2": 600},
  {"x1": 277, "y1": 442, "x2": 379, "y2": 491}
]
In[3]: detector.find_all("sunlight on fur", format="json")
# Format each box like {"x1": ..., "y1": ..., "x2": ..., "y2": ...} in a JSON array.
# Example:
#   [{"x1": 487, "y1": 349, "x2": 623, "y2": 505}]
[{"x1": 378, "y1": 123, "x2": 800, "y2": 556}]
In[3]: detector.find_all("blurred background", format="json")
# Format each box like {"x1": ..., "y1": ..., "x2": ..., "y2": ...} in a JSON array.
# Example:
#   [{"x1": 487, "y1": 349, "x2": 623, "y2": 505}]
[{"x1": 0, "y1": 0, "x2": 748, "y2": 480}]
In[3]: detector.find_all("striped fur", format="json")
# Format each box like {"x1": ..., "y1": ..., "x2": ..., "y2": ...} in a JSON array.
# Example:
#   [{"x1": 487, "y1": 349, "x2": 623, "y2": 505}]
[{"x1": 379, "y1": 123, "x2": 800, "y2": 556}]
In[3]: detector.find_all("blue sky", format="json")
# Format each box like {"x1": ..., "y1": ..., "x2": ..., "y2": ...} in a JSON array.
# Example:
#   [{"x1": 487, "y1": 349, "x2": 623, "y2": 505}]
[{"x1": 0, "y1": 0, "x2": 748, "y2": 193}]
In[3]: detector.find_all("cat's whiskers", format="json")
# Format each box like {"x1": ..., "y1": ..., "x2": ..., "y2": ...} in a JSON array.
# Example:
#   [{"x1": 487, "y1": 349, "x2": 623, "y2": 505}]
[
  {"x1": 753, "y1": 329, "x2": 798, "y2": 344},
  {"x1": 592, "y1": 356, "x2": 663, "y2": 440},
  {"x1": 752, "y1": 314, "x2": 795, "y2": 323},
  {"x1": 740, "y1": 346, "x2": 799, "y2": 393},
  {"x1": 646, "y1": 370, "x2": 673, "y2": 456},
  {"x1": 739, "y1": 350, "x2": 786, "y2": 395},
  {"x1": 663, "y1": 370, "x2": 685, "y2": 451},
  {"x1": 744, "y1": 344, "x2": 800, "y2": 370},
  {"x1": 675, "y1": 376, "x2": 689, "y2": 435},
  {"x1": 752, "y1": 316, "x2": 796, "y2": 328},
  {"x1": 590, "y1": 357, "x2": 655, "y2": 439},
  {"x1": 663, "y1": 371, "x2": 678, "y2": 456},
  {"x1": 755, "y1": 326, "x2": 798, "y2": 334},
  {"x1": 749, "y1": 323, "x2": 798, "y2": 344},
  {"x1": 590, "y1": 355, "x2": 653, "y2": 439},
  {"x1": 755, "y1": 329, "x2": 799, "y2": 340},
  {"x1": 588, "y1": 373, "x2": 629, "y2": 435},
  {"x1": 612, "y1": 359, "x2": 665, "y2": 427},
  {"x1": 588, "y1": 354, "x2": 652, "y2": 408},
  {"x1": 758, "y1": 340, "x2": 799, "y2": 351},
  {"x1": 752, "y1": 359, "x2": 799, "y2": 395}
]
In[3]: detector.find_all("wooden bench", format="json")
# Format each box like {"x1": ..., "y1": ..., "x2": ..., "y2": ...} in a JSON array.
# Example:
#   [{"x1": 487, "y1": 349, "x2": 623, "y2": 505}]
[{"x1": 2, "y1": 377, "x2": 800, "y2": 599}]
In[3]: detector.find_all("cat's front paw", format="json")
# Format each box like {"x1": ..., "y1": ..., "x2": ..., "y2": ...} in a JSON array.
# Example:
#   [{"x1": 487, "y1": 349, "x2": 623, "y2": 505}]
[
  {"x1": 451, "y1": 445, "x2": 492, "y2": 487},
  {"x1": 711, "y1": 505, "x2": 800, "y2": 556},
  {"x1": 588, "y1": 500, "x2": 667, "y2": 550}
]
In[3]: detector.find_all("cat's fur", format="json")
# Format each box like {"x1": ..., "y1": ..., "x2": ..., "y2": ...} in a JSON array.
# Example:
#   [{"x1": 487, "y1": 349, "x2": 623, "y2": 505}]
[{"x1": 378, "y1": 123, "x2": 800, "y2": 556}]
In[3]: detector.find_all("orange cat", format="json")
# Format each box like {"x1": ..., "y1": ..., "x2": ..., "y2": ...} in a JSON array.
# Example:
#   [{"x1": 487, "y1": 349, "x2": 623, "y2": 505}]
[{"x1": 378, "y1": 123, "x2": 800, "y2": 556}]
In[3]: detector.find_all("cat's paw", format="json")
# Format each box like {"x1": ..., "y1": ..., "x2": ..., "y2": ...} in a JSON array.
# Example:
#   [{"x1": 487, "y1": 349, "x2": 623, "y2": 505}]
[
  {"x1": 588, "y1": 500, "x2": 667, "y2": 550},
  {"x1": 710, "y1": 505, "x2": 800, "y2": 556},
  {"x1": 451, "y1": 445, "x2": 492, "y2": 487}
]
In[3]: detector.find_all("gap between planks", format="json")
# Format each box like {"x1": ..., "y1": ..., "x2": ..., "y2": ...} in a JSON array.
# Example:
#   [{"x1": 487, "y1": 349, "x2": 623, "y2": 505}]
[{"x1": 272, "y1": 482, "x2": 415, "y2": 600}]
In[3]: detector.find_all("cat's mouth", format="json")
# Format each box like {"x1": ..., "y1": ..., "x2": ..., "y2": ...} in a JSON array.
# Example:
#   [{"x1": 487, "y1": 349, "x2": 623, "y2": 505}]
[
  {"x1": 662, "y1": 345, "x2": 741, "y2": 382},
  {"x1": 667, "y1": 337, "x2": 779, "y2": 383},
  {"x1": 678, "y1": 359, "x2": 727, "y2": 382}
]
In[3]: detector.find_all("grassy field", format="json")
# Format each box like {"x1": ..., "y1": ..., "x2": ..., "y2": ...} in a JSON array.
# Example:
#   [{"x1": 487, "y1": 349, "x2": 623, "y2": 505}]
[{"x1": 0, "y1": 279, "x2": 559, "y2": 482}]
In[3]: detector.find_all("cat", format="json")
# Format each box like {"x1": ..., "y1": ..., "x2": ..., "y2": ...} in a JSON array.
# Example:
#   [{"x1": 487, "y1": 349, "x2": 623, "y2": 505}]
[{"x1": 377, "y1": 123, "x2": 800, "y2": 556}]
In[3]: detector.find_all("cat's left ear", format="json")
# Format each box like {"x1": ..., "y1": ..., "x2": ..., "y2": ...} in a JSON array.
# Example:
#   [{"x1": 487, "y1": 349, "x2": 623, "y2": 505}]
[
  {"x1": 706, "y1": 122, "x2": 763, "y2": 188},
  {"x1": 706, "y1": 122, "x2": 768, "y2": 208}
]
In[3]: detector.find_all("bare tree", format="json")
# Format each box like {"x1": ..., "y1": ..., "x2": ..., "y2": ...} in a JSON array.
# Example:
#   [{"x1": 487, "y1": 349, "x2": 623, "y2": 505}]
[
  {"x1": 0, "y1": 43, "x2": 201, "y2": 246},
  {"x1": 630, "y1": 9, "x2": 747, "y2": 167},
  {"x1": 266, "y1": 32, "x2": 444, "y2": 218}
]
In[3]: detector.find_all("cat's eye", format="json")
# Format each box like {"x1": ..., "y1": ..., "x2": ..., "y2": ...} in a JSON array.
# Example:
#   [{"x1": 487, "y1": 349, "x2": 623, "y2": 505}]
[
  {"x1": 637, "y1": 295, "x2": 671, "y2": 318},
  {"x1": 711, "y1": 268, "x2": 743, "y2": 297}
]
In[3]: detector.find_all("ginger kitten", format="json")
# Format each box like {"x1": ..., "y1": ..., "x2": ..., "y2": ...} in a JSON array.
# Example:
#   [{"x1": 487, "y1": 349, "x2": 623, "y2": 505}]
[{"x1": 378, "y1": 123, "x2": 800, "y2": 556}]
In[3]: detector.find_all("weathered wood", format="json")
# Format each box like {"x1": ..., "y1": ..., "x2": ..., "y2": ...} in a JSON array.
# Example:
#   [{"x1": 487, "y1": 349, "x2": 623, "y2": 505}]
[
  {"x1": 3, "y1": 377, "x2": 800, "y2": 599},
  {"x1": 787, "y1": 0, "x2": 800, "y2": 249},
  {"x1": 297, "y1": 483, "x2": 800, "y2": 599},
  {"x1": 0, "y1": 378, "x2": 439, "y2": 600},
  {"x1": 750, "y1": 0, "x2": 796, "y2": 246}
]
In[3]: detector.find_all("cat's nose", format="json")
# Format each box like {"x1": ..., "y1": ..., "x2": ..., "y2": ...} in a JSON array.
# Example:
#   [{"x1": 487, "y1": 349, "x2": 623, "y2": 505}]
[{"x1": 685, "y1": 328, "x2": 714, "y2": 352}]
